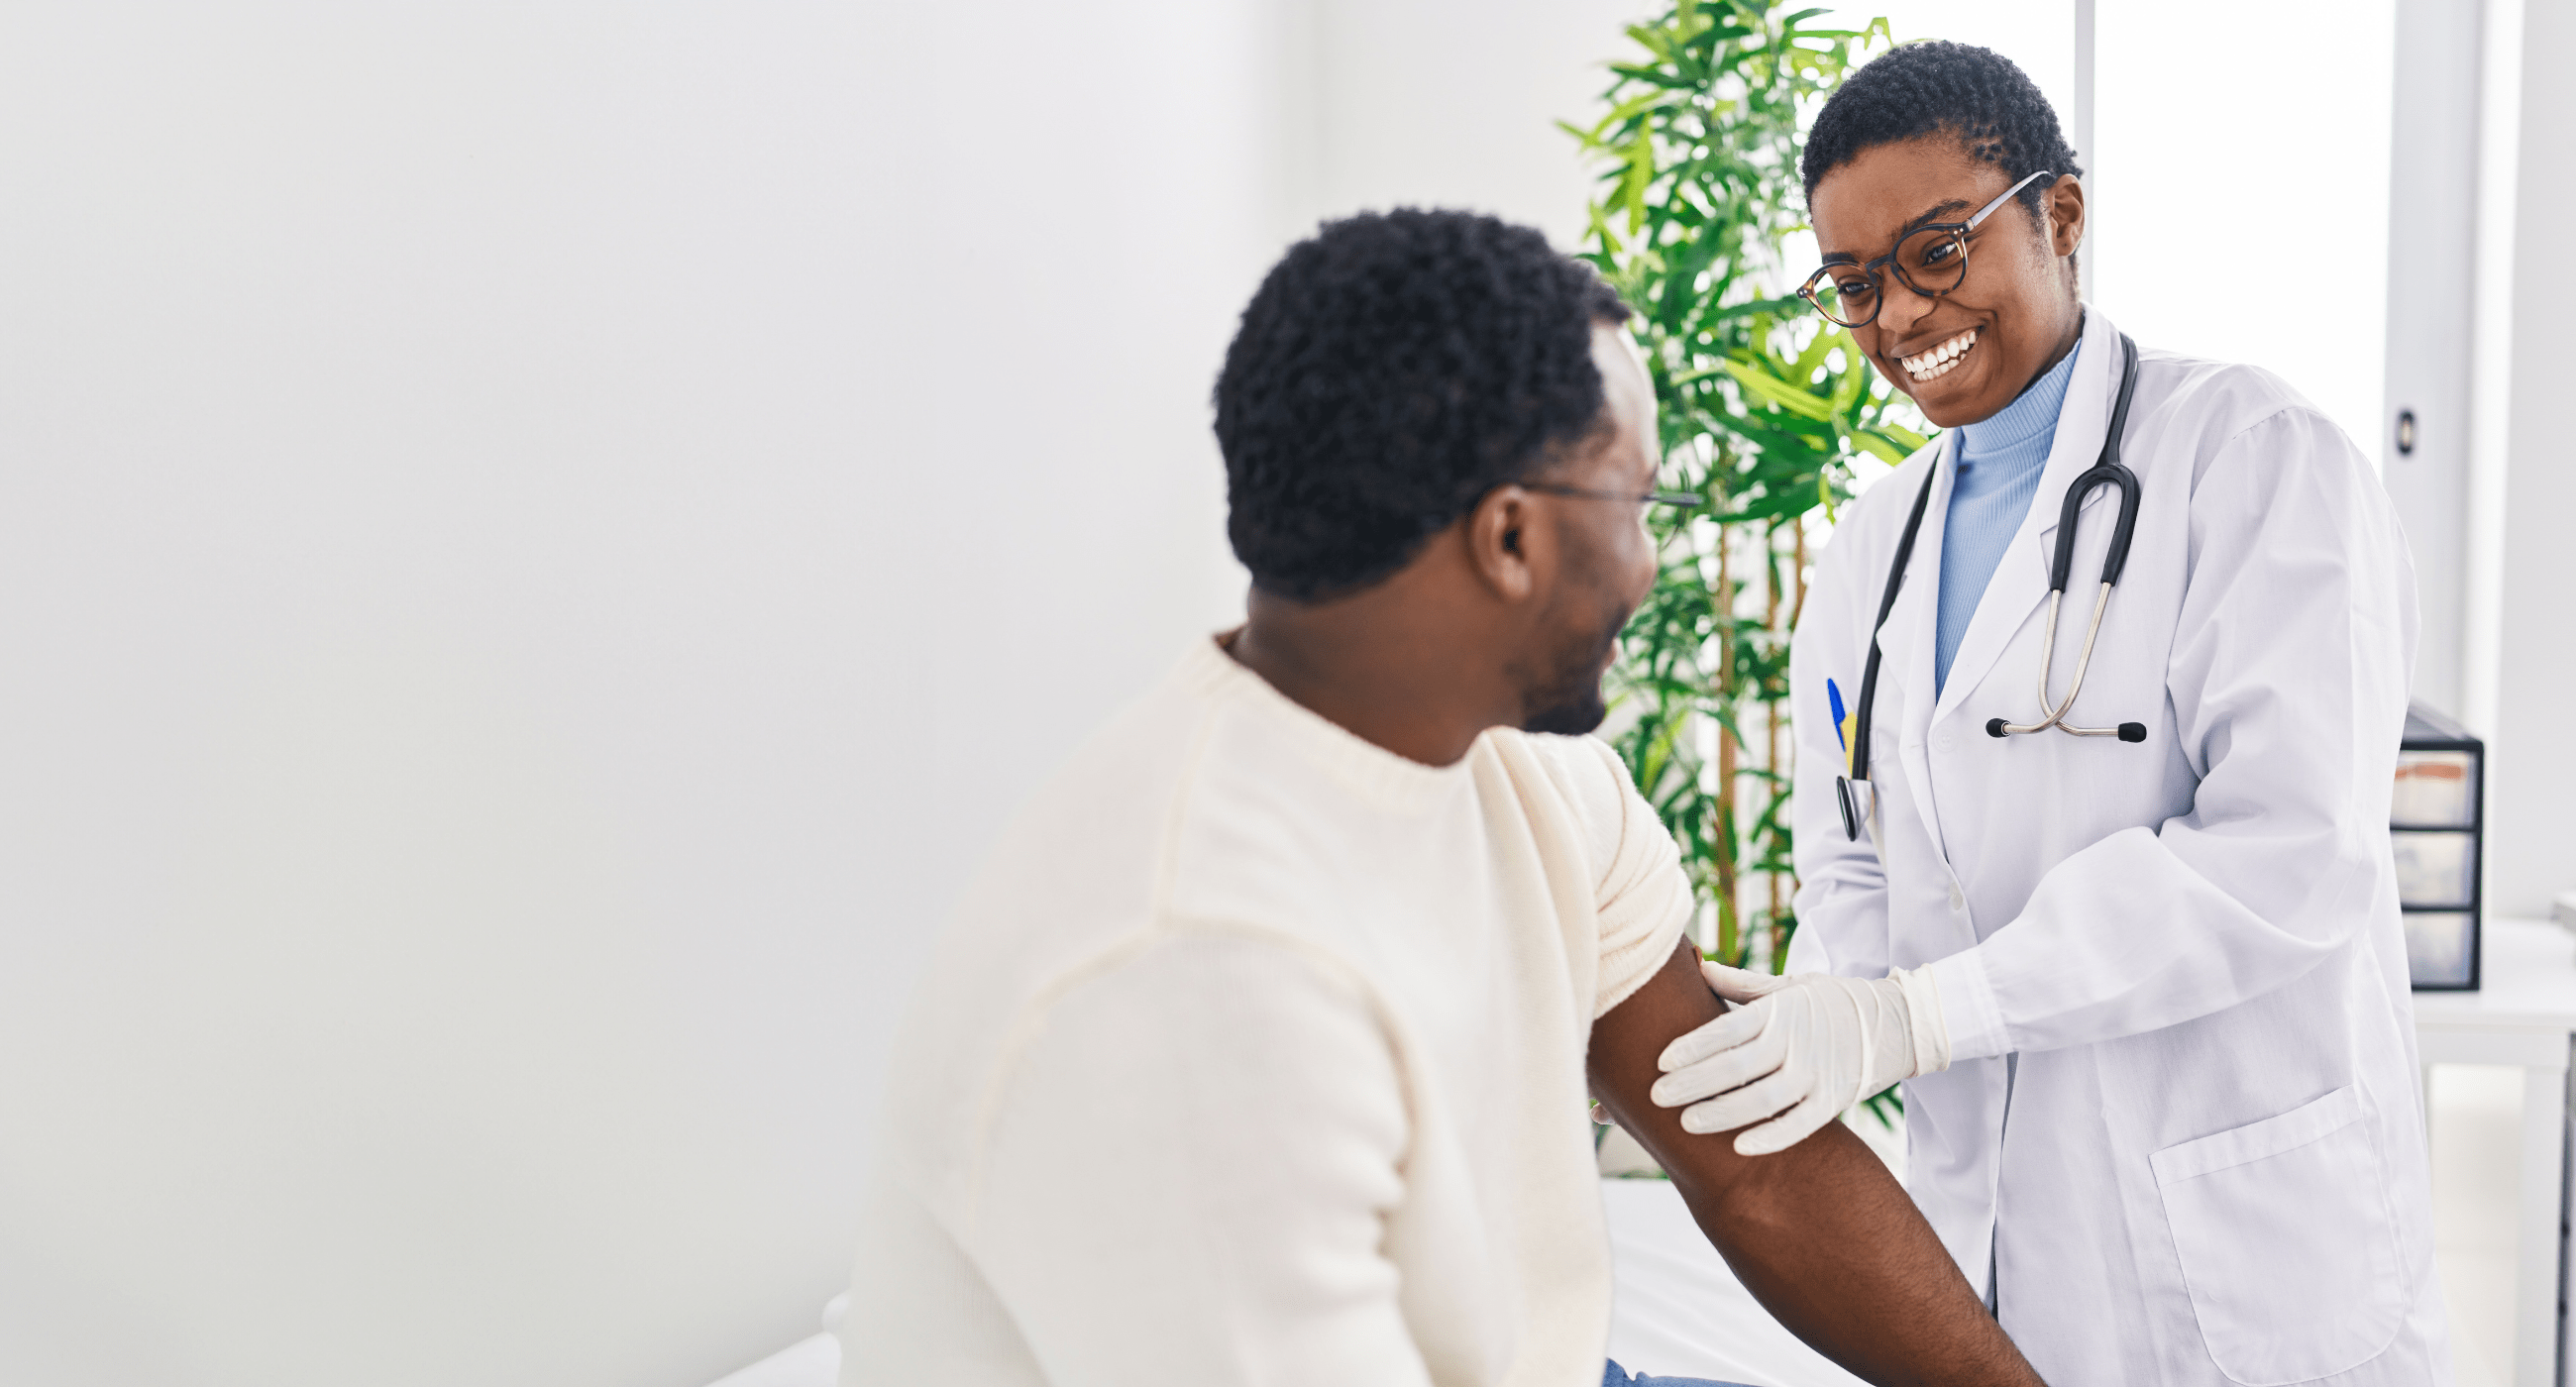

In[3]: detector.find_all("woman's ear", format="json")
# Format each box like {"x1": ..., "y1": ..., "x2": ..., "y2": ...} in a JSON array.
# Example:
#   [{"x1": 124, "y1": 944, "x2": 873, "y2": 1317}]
[{"x1": 2046, "y1": 173, "x2": 2087, "y2": 259}]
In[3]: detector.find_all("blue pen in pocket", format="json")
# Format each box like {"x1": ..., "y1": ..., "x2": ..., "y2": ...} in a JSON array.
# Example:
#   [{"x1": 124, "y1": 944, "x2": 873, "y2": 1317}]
[{"x1": 1826, "y1": 678, "x2": 1854, "y2": 776}]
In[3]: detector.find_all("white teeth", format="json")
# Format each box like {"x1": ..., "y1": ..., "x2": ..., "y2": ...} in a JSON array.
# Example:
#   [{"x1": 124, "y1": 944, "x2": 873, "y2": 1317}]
[{"x1": 1901, "y1": 329, "x2": 1978, "y2": 381}]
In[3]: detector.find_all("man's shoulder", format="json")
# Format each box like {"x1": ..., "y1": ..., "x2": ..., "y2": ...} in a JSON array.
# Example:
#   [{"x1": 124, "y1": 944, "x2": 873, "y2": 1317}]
[
  {"x1": 1481, "y1": 729, "x2": 1686, "y2": 917},
  {"x1": 878, "y1": 640, "x2": 1394, "y2": 1169},
  {"x1": 1482, "y1": 729, "x2": 1627, "y2": 864},
  {"x1": 873, "y1": 651, "x2": 1227, "y2": 1109},
  {"x1": 951, "y1": 649, "x2": 1227, "y2": 937},
  {"x1": 1489, "y1": 725, "x2": 1623, "y2": 788}
]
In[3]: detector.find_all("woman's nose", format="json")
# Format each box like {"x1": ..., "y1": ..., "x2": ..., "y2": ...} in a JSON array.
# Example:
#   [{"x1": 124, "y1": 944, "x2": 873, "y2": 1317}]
[{"x1": 1875, "y1": 273, "x2": 1939, "y2": 335}]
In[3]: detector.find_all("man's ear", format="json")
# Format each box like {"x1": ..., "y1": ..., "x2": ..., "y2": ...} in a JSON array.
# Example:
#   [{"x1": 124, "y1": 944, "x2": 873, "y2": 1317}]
[
  {"x1": 2046, "y1": 174, "x2": 2086, "y2": 259},
  {"x1": 1465, "y1": 485, "x2": 1540, "y2": 601}
]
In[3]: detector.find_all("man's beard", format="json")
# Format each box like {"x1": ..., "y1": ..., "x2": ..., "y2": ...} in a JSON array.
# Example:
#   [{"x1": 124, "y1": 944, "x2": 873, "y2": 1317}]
[{"x1": 1518, "y1": 594, "x2": 1630, "y2": 736}]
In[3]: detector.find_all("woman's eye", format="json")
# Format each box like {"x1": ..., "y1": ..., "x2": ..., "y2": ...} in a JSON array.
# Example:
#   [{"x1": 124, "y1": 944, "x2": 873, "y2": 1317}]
[
  {"x1": 1837, "y1": 279, "x2": 1876, "y2": 298},
  {"x1": 1919, "y1": 240, "x2": 1959, "y2": 267}
]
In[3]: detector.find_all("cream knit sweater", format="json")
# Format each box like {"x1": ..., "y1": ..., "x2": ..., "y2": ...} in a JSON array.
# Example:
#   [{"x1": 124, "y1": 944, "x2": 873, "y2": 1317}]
[{"x1": 845, "y1": 637, "x2": 1694, "y2": 1385}]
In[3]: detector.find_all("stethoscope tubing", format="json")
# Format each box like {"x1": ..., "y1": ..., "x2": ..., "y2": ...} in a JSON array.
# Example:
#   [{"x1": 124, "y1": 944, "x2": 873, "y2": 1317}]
[
  {"x1": 1846, "y1": 447, "x2": 1940, "y2": 790},
  {"x1": 1839, "y1": 332, "x2": 2148, "y2": 843},
  {"x1": 1993, "y1": 333, "x2": 2146, "y2": 740}
]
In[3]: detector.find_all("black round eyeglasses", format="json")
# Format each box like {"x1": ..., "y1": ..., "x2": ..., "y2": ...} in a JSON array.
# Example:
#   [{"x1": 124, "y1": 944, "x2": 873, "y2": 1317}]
[{"x1": 1796, "y1": 169, "x2": 2053, "y2": 329}]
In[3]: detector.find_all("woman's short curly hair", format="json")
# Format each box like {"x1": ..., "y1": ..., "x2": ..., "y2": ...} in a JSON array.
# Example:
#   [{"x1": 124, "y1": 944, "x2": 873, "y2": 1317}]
[
  {"x1": 1214, "y1": 208, "x2": 1632, "y2": 602},
  {"x1": 1800, "y1": 41, "x2": 2082, "y2": 219}
]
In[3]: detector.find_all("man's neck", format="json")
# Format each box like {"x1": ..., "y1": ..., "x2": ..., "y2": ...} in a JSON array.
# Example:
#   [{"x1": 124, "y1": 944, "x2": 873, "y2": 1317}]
[{"x1": 1227, "y1": 580, "x2": 1515, "y2": 768}]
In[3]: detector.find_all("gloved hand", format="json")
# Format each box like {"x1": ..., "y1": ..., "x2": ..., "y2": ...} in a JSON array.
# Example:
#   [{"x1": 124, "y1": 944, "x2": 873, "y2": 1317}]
[{"x1": 1650, "y1": 960, "x2": 1952, "y2": 1155}]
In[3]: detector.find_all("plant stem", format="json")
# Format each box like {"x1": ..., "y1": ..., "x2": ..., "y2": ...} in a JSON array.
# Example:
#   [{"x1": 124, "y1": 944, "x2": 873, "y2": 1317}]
[
  {"x1": 1714, "y1": 519, "x2": 1739, "y2": 964},
  {"x1": 1765, "y1": 522, "x2": 1785, "y2": 968},
  {"x1": 1572, "y1": 1, "x2": 1919, "y2": 983}
]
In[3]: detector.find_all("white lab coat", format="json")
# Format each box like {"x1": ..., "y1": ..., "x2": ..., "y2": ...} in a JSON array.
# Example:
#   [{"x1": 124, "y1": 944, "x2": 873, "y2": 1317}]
[{"x1": 1785, "y1": 308, "x2": 2450, "y2": 1386}]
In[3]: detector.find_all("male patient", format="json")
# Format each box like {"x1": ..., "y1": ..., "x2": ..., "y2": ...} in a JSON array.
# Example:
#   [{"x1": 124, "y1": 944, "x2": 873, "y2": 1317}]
[{"x1": 844, "y1": 209, "x2": 2039, "y2": 1386}]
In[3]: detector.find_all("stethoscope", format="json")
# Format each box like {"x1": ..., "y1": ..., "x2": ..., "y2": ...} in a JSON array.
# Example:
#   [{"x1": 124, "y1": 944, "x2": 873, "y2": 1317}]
[{"x1": 1835, "y1": 332, "x2": 2148, "y2": 844}]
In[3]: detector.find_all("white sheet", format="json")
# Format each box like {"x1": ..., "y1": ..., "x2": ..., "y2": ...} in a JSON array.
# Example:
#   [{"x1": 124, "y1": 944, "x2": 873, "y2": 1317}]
[
  {"x1": 707, "y1": 1184, "x2": 1865, "y2": 1387},
  {"x1": 1601, "y1": 1177, "x2": 1869, "y2": 1387},
  {"x1": 707, "y1": 1332, "x2": 838, "y2": 1387}
]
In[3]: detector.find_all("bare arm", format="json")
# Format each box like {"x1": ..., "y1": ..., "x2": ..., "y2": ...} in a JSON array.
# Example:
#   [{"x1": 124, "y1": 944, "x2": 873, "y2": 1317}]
[{"x1": 1588, "y1": 940, "x2": 2042, "y2": 1387}]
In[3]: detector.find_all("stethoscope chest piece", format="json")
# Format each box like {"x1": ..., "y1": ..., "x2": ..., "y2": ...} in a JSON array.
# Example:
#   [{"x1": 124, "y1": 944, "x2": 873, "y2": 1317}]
[
  {"x1": 1834, "y1": 774, "x2": 1875, "y2": 843},
  {"x1": 1988, "y1": 714, "x2": 2147, "y2": 742}
]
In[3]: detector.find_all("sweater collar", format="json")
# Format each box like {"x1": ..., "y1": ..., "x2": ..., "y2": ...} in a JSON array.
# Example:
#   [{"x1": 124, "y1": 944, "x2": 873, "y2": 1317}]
[{"x1": 1183, "y1": 635, "x2": 1475, "y2": 812}]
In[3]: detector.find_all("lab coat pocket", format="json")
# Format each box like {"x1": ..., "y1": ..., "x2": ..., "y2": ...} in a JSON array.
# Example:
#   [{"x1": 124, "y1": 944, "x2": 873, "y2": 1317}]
[{"x1": 2150, "y1": 1085, "x2": 2406, "y2": 1386}]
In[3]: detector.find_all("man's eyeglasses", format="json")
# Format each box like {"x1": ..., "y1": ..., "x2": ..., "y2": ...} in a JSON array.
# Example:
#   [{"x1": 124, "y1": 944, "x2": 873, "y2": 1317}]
[
  {"x1": 1796, "y1": 169, "x2": 2053, "y2": 329},
  {"x1": 1524, "y1": 482, "x2": 1701, "y2": 509}
]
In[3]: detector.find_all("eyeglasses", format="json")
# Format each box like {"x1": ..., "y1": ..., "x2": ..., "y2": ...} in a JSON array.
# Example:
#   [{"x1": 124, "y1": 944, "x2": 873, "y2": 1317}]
[
  {"x1": 1796, "y1": 169, "x2": 2053, "y2": 329},
  {"x1": 1524, "y1": 482, "x2": 1701, "y2": 509}
]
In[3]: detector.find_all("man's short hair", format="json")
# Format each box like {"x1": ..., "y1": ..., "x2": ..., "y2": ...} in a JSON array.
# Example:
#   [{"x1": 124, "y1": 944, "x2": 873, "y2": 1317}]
[{"x1": 1214, "y1": 208, "x2": 1634, "y2": 602}]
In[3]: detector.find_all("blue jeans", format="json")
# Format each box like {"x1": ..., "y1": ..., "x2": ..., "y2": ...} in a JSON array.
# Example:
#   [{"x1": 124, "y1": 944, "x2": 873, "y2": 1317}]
[{"x1": 1602, "y1": 1360, "x2": 1748, "y2": 1387}]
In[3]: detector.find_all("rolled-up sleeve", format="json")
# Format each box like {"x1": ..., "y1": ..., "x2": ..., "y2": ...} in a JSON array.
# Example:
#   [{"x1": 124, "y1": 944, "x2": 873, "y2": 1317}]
[{"x1": 1556, "y1": 735, "x2": 1696, "y2": 1017}]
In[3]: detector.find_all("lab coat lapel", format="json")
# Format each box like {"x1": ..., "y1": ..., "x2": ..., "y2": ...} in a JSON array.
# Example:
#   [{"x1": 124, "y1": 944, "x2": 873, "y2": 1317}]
[
  {"x1": 1927, "y1": 307, "x2": 2124, "y2": 727},
  {"x1": 1878, "y1": 444, "x2": 1953, "y2": 864}
]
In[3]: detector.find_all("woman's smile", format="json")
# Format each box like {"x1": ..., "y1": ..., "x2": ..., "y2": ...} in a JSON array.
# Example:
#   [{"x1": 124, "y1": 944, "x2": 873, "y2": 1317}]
[{"x1": 1897, "y1": 327, "x2": 1980, "y2": 383}]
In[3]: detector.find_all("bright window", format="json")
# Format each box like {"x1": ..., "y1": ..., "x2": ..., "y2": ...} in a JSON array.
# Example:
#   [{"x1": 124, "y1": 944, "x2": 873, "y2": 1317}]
[
  {"x1": 2094, "y1": 1, "x2": 2397, "y2": 455},
  {"x1": 1820, "y1": 1, "x2": 2397, "y2": 457}
]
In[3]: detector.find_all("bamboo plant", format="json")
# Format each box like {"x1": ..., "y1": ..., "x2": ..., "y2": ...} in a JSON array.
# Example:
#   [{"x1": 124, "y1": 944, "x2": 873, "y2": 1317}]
[{"x1": 1565, "y1": 0, "x2": 1930, "y2": 996}]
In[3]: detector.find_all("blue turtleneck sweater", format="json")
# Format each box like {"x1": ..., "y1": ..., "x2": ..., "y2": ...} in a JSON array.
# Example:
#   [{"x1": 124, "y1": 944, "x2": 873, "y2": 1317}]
[{"x1": 1933, "y1": 340, "x2": 2082, "y2": 694}]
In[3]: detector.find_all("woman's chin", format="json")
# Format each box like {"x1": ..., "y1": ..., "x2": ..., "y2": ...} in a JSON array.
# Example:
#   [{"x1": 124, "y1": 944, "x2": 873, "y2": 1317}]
[{"x1": 1903, "y1": 360, "x2": 2002, "y2": 428}]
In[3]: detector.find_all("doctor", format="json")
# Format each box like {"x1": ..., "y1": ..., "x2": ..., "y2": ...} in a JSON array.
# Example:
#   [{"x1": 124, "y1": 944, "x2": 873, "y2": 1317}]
[{"x1": 1648, "y1": 42, "x2": 2450, "y2": 1386}]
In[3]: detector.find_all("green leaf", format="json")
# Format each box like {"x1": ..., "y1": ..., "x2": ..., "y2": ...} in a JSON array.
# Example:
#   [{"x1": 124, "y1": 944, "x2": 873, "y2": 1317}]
[
  {"x1": 1720, "y1": 360, "x2": 1835, "y2": 420},
  {"x1": 1572, "y1": 0, "x2": 1924, "y2": 973},
  {"x1": 1854, "y1": 429, "x2": 1921, "y2": 465}
]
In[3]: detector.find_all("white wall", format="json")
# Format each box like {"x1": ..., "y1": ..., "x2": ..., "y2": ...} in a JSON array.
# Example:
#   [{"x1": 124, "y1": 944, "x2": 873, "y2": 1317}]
[
  {"x1": 0, "y1": 7, "x2": 953, "y2": 1384},
  {"x1": 1305, "y1": 0, "x2": 1653, "y2": 249},
  {"x1": 0, "y1": 3, "x2": 1647, "y2": 1384},
  {"x1": 0, "y1": 3, "x2": 1264, "y2": 1384}
]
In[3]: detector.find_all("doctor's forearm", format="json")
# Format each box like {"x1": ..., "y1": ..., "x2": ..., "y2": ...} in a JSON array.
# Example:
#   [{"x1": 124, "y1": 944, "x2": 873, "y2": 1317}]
[
  {"x1": 1928, "y1": 819, "x2": 2366, "y2": 1060},
  {"x1": 1590, "y1": 943, "x2": 2044, "y2": 1387}
]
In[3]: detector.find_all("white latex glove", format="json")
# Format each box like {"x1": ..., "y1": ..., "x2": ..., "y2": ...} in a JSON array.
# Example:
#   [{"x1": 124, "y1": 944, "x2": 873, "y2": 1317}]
[{"x1": 1650, "y1": 960, "x2": 1953, "y2": 1155}]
